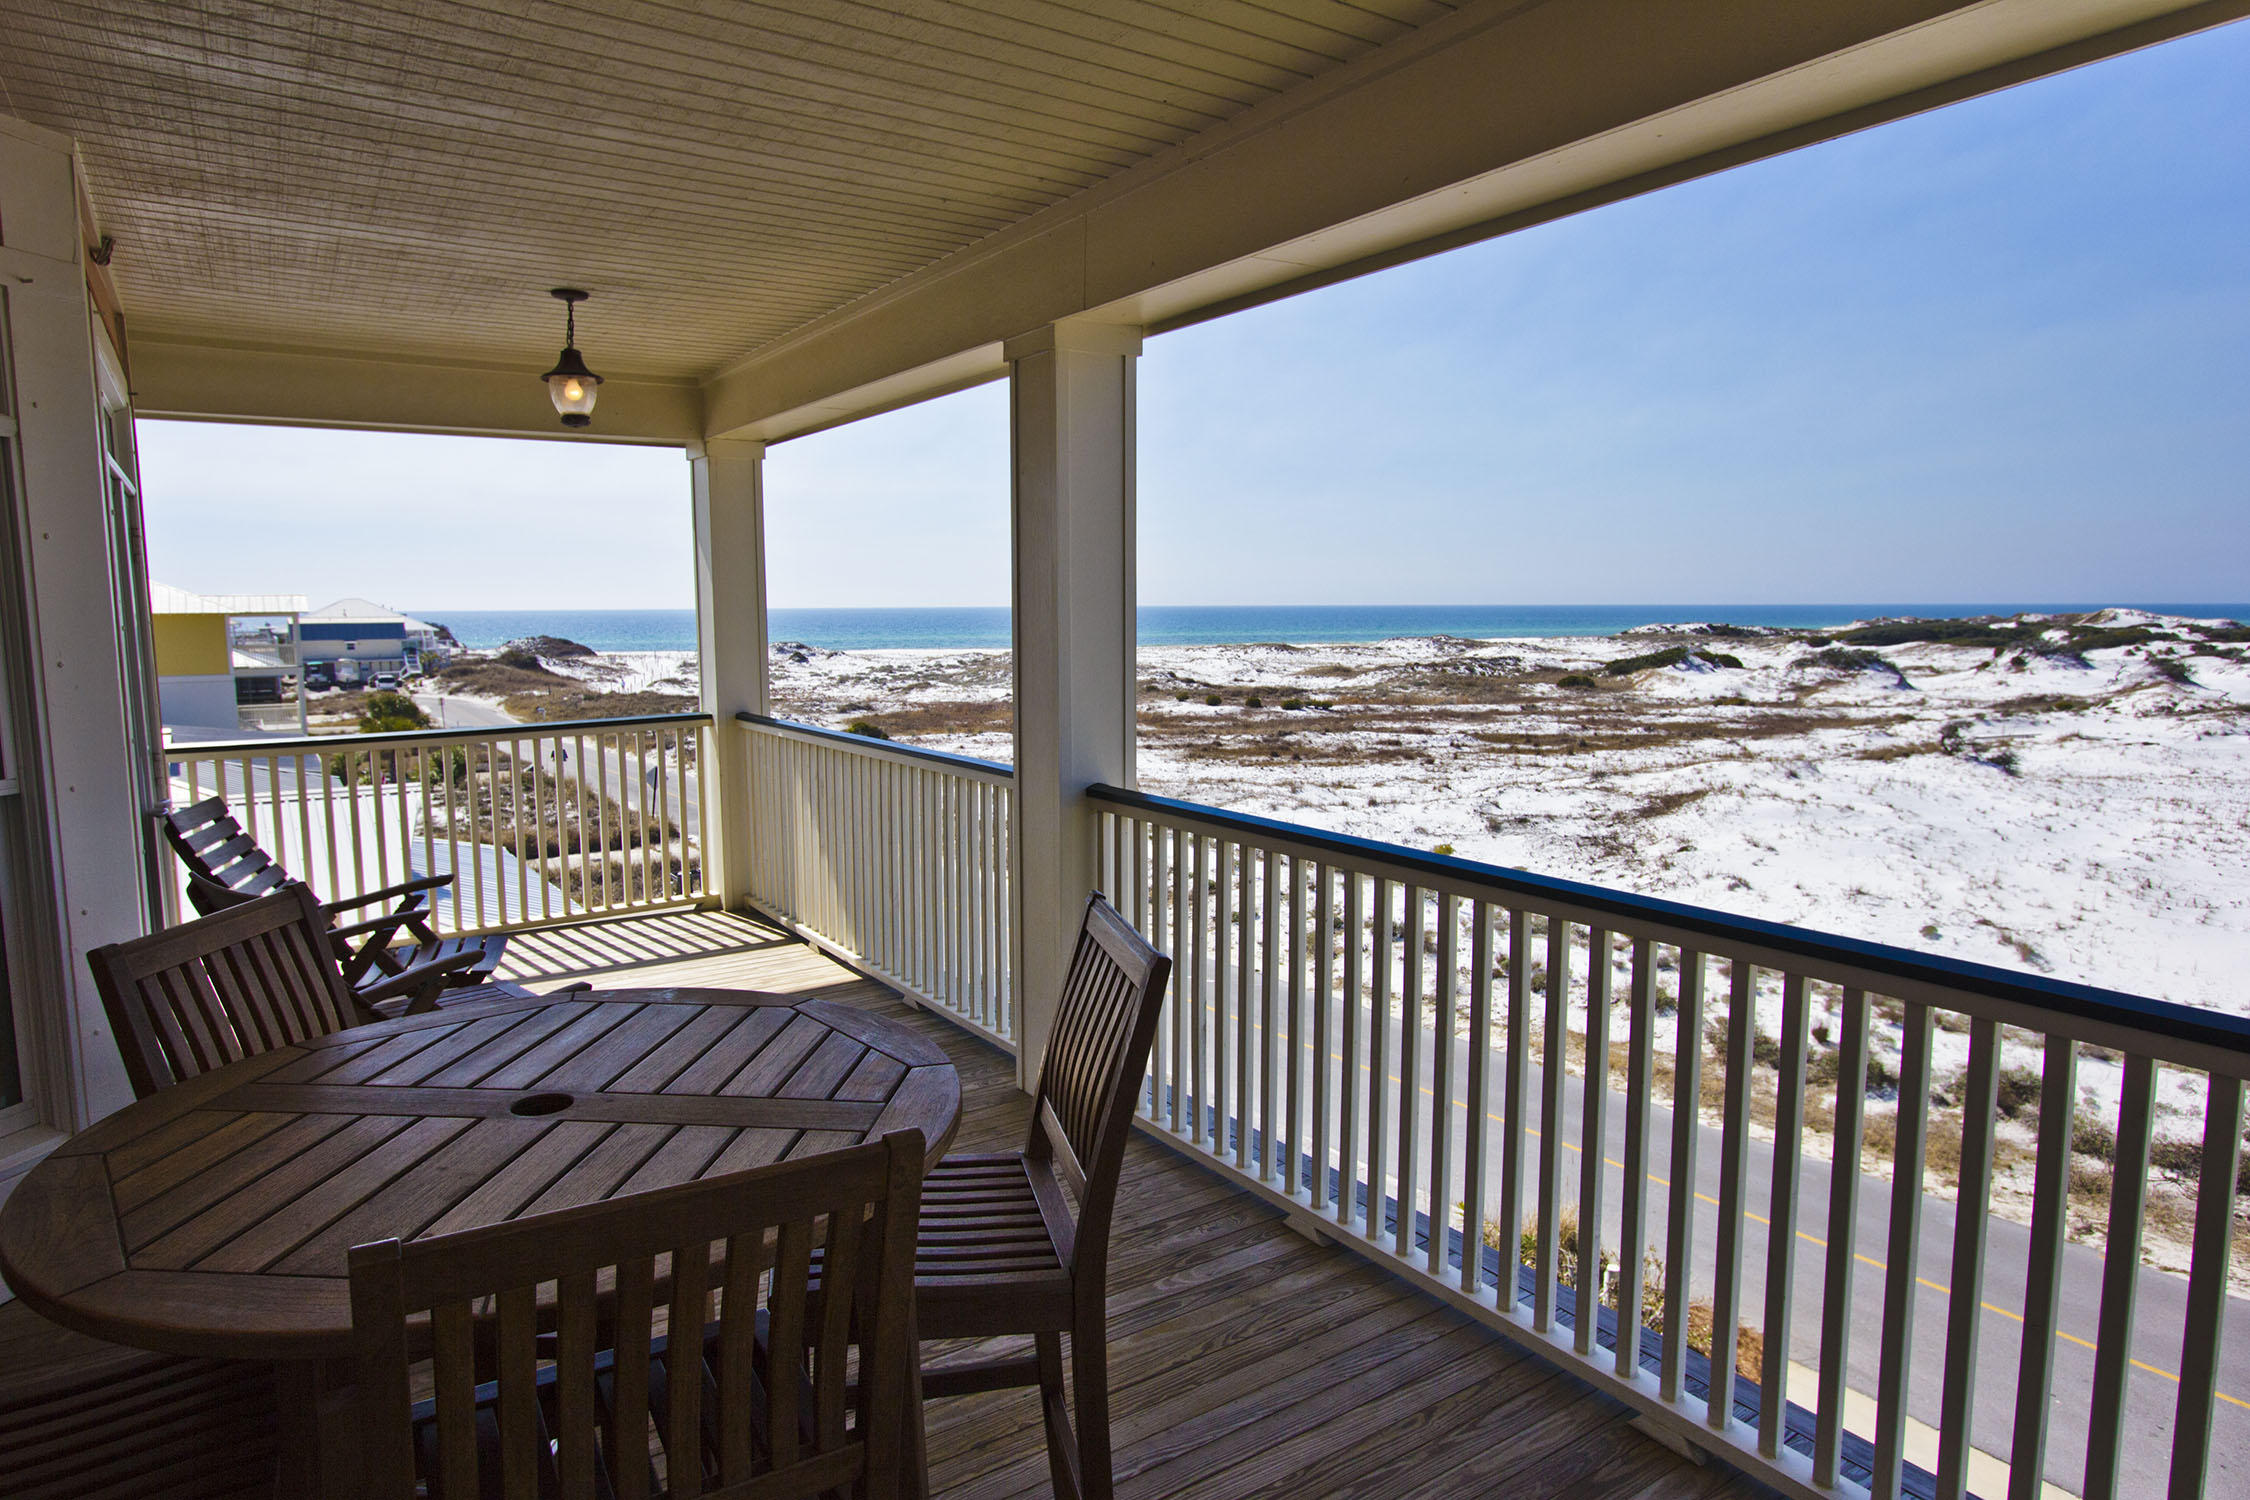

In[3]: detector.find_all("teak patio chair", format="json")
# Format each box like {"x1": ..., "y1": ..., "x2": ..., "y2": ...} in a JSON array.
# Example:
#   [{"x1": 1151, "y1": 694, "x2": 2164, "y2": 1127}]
[
  {"x1": 86, "y1": 884, "x2": 496, "y2": 1098},
  {"x1": 905, "y1": 893, "x2": 1172, "y2": 1500},
  {"x1": 160, "y1": 793, "x2": 506, "y2": 1011},
  {"x1": 348, "y1": 1131, "x2": 930, "y2": 1500}
]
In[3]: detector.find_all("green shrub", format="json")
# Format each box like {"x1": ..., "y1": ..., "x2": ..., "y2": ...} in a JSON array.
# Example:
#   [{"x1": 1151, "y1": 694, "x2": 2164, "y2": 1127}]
[
  {"x1": 1832, "y1": 619, "x2": 2014, "y2": 648},
  {"x1": 1557, "y1": 673, "x2": 1596, "y2": 689},
  {"x1": 1432, "y1": 843, "x2": 1455, "y2": 857},
  {"x1": 1280, "y1": 699, "x2": 1305, "y2": 710},
  {"x1": 2149, "y1": 1135, "x2": 2205, "y2": 1184},
  {"x1": 845, "y1": 719, "x2": 891, "y2": 740},
  {"x1": 1204, "y1": 694, "x2": 1222, "y2": 706},
  {"x1": 2151, "y1": 656, "x2": 2194, "y2": 685},
  {"x1": 2071, "y1": 1116, "x2": 2117, "y2": 1162},
  {"x1": 1245, "y1": 695, "x2": 1264, "y2": 708},
  {"x1": 1800, "y1": 647, "x2": 1910, "y2": 685},
  {"x1": 1994, "y1": 1065, "x2": 2042, "y2": 1119},
  {"x1": 1605, "y1": 647, "x2": 1689, "y2": 676},
  {"x1": 357, "y1": 691, "x2": 431, "y2": 734}
]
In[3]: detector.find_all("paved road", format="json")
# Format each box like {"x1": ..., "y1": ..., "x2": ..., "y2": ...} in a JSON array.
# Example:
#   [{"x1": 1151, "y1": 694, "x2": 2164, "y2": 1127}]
[
  {"x1": 416, "y1": 691, "x2": 703, "y2": 886},
  {"x1": 1191, "y1": 986, "x2": 2249, "y2": 1494}
]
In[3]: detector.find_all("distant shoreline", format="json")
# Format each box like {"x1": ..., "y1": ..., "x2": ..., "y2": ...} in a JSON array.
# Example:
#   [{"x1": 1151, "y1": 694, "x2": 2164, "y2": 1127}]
[{"x1": 426, "y1": 602, "x2": 2250, "y2": 654}]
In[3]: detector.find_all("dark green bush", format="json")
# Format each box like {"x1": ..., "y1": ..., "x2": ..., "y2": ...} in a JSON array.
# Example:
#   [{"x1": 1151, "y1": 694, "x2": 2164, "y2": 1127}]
[
  {"x1": 1832, "y1": 619, "x2": 2014, "y2": 648},
  {"x1": 1994, "y1": 1065, "x2": 2042, "y2": 1119},
  {"x1": 1605, "y1": 646, "x2": 1689, "y2": 676},
  {"x1": 357, "y1": 691, "x2": 431, "y2": 734},
  {"x1": 2149, "y1": 1135, "x2": 2205, "y2": 1184},
  {"x1": 1245, "y1": 695, "x2": 1264, "y2": 708},
  {"x1": 1557, "y1": 673, "x2": 1597, "y2": 689},
  {"x1": 1800, "y1": 647, "x2": 1909, "y2": 684},
  {"x1": 845, "y1": 719, "x2": 891, "y2": 740}
]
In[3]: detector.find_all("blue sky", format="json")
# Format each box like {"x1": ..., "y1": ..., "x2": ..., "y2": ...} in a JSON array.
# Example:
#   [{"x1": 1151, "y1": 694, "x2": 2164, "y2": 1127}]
[{"x1": 137, "y1": 20, "x2": 2249, "y2": 613}]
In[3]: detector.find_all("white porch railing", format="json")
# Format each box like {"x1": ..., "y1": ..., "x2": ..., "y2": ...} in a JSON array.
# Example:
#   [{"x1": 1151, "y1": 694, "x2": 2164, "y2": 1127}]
[
  {"x1": 1090, "y1": 784, "x2": 2248, "y2": 1500},
  {"x1": 165, "y1": 713, "x2": 712, "y2": 935},
  {"x1": 376, "y1": 702, "x2": 2241, "y2": 1500},
  {"x1": 738, "y1": 714, "x2": 1014, "y2": 1049}
]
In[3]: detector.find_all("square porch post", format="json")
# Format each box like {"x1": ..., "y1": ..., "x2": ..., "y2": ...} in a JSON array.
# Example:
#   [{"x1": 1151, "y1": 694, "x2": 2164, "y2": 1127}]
[
  {"x1": 690, "y1": 436, "x2": 769, "y2": 912},
  {"x1": 1008, "y1": 319, "x2": 1141, "y2": 1090}
]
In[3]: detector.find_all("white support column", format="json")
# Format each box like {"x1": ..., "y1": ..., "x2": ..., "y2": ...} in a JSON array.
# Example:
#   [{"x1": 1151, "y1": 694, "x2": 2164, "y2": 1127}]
[
  {"x1": 689, "y1": 437, "x2": 769, "y2": 911},
  {"x1": 1008, "y1": 318, "x2": 1140, "y2": 1090},
  {"x1": 0, "y1": 115, "x2": 148, "y2": 1139}
]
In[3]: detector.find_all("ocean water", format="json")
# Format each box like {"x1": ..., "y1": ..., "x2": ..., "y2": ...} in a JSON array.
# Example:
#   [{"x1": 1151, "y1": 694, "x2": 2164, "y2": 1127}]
[{"x1": 424, "y1": 604, "x2": 2250, "y2": 653}]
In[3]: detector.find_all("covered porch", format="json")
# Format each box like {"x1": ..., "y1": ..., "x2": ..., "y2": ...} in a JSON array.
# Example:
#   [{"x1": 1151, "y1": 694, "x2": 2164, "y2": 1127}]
[
  {"x1": 2, "y1": 907, "x2": 1764, "y2": 1500},
  {"x1": 2, "y1": 5, "x2": 2247, "y2": 1499}
]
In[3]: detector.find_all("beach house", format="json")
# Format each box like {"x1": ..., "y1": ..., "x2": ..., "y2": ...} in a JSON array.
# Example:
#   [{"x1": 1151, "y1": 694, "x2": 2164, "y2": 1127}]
[
  {"x1": 148, "y1": 583, "x2": 309, "y2": 737},
  {"x1": 0, "y1": 6, "x2": 2243, "y2": 1499},
  {"x1": 299, "y1": 597, "x2": 415, "y2": 681}
]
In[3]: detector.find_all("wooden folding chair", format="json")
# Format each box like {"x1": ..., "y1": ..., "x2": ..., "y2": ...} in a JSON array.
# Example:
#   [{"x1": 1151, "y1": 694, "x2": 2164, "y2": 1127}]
[
  {"x1": 348, "y1": 1131, "x2": 930, "y2": 1500},
  {"x1": 160, "y1": 794, "x2": 505, "y2": 1009},
  {"x1": 85, "y1": 885, "x2": 495, "y2": 1098},
  {"x1": 909, "y1": 893, "x2": 1172, "y2": 1500}
]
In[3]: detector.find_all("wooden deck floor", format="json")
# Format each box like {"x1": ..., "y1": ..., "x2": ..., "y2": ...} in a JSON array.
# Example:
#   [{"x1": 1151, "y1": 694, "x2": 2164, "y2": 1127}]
[
  {"x1": 2, "y1": 909, "x2": 1779, "y2": 1499},
  {"x1": 503, "y1": 910, "x2": 1778, "y2": 1500}
]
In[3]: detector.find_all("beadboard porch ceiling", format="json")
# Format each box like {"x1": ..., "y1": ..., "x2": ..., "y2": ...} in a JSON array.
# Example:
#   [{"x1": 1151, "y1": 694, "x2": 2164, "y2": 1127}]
[
  {"x1": 0, "y1": 0, "x2": 2238, "y2": 440},
  {"x1": 0, "y1": 0, "x2": 1459, "y2": 376}
]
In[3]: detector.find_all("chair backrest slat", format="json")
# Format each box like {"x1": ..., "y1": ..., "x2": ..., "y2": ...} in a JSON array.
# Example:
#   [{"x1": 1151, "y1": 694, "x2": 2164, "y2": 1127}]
[
  {"x1": 348, "y1": 1131, "x2": 926, "y2": 1500},
  {"x1": 664, "y1": 1241, "x2": 711, "y2": 1498},
  {"x1": 714, "y1": 1231, "x2": 769, "y2": 1487},
  {"x1": 556, "y1": 1271, "x2": 601, "y2": 1500},
  {"x1": 613, "y1": 1256, "x2": 657, "y2": 1500},
  {"x1": 162, "y1": 797, "x2": 304, "y2": 906},
  {"x1": 87, "y1": 885, "x2": 365, "y2": 1098},
  {"x1": 1027, "y1": 895, "x2": 1173, "y2": 1274}
]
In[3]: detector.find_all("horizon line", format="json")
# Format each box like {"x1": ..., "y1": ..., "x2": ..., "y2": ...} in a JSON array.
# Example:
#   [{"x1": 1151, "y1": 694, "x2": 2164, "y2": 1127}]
[{"x1": 415, "y1": 599, "x2": 2250, "y2": 613}]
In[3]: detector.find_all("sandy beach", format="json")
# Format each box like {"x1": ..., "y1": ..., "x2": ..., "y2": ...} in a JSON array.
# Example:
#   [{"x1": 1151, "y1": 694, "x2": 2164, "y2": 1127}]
[{"x1": 698, "y1": 611, "x2": 2250, "y2": 1017}]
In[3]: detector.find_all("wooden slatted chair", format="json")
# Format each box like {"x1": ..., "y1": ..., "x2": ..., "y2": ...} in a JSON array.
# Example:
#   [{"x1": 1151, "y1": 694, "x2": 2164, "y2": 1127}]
[
  {"x1": 86, "y1": 884, "x2": 495, "y2": 1098},
  {"x1": 348, "y1": 1131, "x2": 930, "y2": 1500},
  {"x1": 161, "y1": 794, "x2": 506, "y2": 1007},
  {"x1": 907, "y1": 893, "x2": 1171, "y2": 1500}
]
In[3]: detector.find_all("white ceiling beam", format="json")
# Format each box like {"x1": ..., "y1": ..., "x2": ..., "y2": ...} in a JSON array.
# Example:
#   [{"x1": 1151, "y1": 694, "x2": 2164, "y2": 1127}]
[
  {"x1": 130, "y1": 336, "x2": 702, "y2": 445},
  {"x1": 705, "y1": 0, "x2": 2245, "y2": 443}
]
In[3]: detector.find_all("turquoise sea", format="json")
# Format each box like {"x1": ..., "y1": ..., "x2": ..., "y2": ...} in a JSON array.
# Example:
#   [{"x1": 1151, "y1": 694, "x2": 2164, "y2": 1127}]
[{"x1": 424, "y1": 604, "x2": 2250, "y2": 653}]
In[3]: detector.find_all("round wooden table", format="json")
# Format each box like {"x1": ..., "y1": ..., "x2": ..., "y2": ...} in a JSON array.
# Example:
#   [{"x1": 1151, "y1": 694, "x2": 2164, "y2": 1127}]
[{"x1": 0, "y1": 986, "x2": 961, "y2": 1362}]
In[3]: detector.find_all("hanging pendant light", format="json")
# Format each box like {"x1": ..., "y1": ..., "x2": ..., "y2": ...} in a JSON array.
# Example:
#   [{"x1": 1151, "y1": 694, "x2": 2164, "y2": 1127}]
[{"x1": 540, "y1": 288, "x2": 604, "y2": 427}]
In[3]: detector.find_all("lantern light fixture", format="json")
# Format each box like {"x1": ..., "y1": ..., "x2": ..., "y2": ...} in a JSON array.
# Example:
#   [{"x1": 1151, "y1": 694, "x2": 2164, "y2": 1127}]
[{"x1": 540, "y1": 288, "x2": 603, "y2": 427}]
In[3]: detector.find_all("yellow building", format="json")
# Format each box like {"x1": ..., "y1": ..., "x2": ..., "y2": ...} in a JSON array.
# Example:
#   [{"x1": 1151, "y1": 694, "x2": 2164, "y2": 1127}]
[{"x1": 149, "y1": 584, "x2": 307, "y2": 735}]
